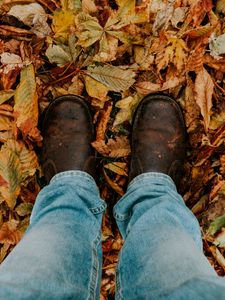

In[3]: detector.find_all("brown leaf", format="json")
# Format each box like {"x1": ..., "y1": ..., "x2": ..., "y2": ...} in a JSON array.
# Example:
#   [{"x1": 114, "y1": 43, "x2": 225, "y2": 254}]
[
  {"x1": 0, "y1": 220, "x2": 22, "y2": 245},
  {"x1": 95, "y1": 102, "x2": 113, "y2": 141},
  {"x1": 104, "y1": 162, "x2": 128, "y2": 176},
  {"x1": 92, "y1": 136, "x2": 131, "y2": 157},
  {"x1": 103, "y1": 169, "x2": 124, "y2": 196},
  {"x1": 194, "y1": 68, "x2": 214, "y2": 132}
]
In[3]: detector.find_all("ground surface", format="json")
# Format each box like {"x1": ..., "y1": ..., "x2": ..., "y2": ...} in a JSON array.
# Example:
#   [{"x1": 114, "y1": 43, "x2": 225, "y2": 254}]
[{"x1": 0, "y1": 0, "x2": 225, "y2": 299}]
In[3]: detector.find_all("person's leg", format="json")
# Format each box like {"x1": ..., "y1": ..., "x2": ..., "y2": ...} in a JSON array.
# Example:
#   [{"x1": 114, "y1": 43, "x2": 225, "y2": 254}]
[
  {"x1": 0, "y1": 95, "x2": 105, "y2": 299},
  {"x1": 114, "y1": 172, "x2": 225, "y2": 300},
  {"x1": 114, "y1": 94, "x2": 225, "y2": 299},
  {"x1": 0, "y1": 171, "x2": 106, "y2": 300}
]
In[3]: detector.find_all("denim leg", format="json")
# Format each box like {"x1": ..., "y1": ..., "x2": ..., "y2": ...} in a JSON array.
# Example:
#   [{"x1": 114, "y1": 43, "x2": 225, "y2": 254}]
[
  {"x1": 114, "y1": 172, "x2": 225, "y2": 300},
  {"x1": 0, "y1": 171, "x2": 106, "y2": 300}
]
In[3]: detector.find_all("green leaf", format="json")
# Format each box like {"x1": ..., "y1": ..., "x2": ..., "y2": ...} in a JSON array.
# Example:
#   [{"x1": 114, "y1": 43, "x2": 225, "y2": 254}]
[
  {"x1": 86, "y1": 65, "x2": 136, "y2": 92},
  {"x1": 208, "y1": 214, "x2": 225, "y2": 235},
  {"x1": 46, "y1": 44, "x2": 72, "y2": 66}
]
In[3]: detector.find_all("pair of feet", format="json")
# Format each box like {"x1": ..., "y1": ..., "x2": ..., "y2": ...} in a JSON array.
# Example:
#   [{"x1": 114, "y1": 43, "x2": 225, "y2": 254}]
[{"x1": 40, "y1": 94, "x2": 186, "y2": 187}]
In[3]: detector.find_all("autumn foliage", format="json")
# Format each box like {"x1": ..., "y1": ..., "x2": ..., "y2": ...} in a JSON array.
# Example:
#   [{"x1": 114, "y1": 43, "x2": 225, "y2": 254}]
[{"x1": 1, "y1": 0, "x2": 225, "y2": 298}]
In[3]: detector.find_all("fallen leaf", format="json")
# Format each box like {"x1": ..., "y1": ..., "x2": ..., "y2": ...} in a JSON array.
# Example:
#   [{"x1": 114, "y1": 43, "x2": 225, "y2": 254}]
[
  {"x1": 104, "y1": 162, "x2": 127, "y2": 176},
  {"x1": 0, "y1": 219, "x2": 22, "y2": 245},
  {"x1": 86, "y1": 65, "x2": 136, "y2": 92},
  {"x1": 52, "y1": 9, "x2": 75, "y2": 42},
  {"x1": 14, "y1": 64, "x2": 41, "y2": 140},
  {"x1": 95, "y1": 101, "x2": 113, "y2": 141},
  {"x1": 207, "y1": 214, "x2": 225, "y2": 235},
  {"x1": 210, "y1": 246, "x2": 225, "y2": 271},
  {"x1": 0, "y1": 139, "x2": 39, "y2": 208},
  {"x1": 8, "y1": 3, "x2": 52, "y2": 37},
  {"x1": 194, "y1": 68, "x2": 214, "y2": 132},
  {"x1": 113, "y1": 94, "x2": 142, "y2": 126},
  {"x1": 92, "y1": 136, "x2": 131, "y2": 157},
  {"x1": 15, "y1": 202, "x2": 33, "y2": 216},
  {"x1": 0, "y1": 90, "x2": 14, "y2": 105},
  {"x1": 209, "y1": 33, "x2": 225, "y2": 58},
  {"x1": 84, "y1": 75, "x2": 109, "y2": 101},
  {"x1": 103, "y1": 169, "x2": 124, "y2": 196}
]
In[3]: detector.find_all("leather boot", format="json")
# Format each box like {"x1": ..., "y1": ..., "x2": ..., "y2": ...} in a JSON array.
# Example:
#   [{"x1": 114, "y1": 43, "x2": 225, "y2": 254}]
[
  {"x1": 129, "y1": 93, "x2": 186, "y2": 187},
  {"x1": 40, "y1": 95, "x2": 95, "y2": 183}
]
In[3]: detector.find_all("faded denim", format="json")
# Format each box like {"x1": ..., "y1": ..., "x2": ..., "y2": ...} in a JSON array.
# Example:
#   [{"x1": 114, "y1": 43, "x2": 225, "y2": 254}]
[{"x1": 0, "y1": 171, "x2": 224, "y2": 299}]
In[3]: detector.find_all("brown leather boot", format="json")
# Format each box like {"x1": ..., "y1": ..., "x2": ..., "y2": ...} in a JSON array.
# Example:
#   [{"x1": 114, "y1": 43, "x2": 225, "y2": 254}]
[
  {"x1": 129, "y1": 93, "x2": 186, "y2": 187},
  {"x1": 40, "y1": 95, "x2": 96, "y2": 183}
]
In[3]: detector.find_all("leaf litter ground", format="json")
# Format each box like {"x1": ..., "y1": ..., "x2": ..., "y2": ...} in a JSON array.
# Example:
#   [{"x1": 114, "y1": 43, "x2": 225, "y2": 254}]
[{"x1": 1, "y1": 0, "x2": 225, "y2": 298}]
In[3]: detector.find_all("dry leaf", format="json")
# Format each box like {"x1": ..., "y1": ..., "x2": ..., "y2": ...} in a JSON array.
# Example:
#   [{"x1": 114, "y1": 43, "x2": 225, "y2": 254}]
[
  {"x1": 104, "y1": 162, "x2": 127, "y2": 176},
  {"x1": 113, "y1": 94, "x2": 142, "y2": 126},
  {"x1": 8, "y1": 3, "x2": 52, "y2": 37},
  {"x1": 95, "y1": 102, "x2": 113, "y2": 141},
  {"x1": 92, "y1": 136, "x2": 131, "y2": 157},
  {"x1": 103, "y1": 169, "x2": 124, "y2": 196},
  {"x1": 0, "y1": 220, "x2": 22, "y2": 245},
  {"x1": 14, "y1": 64, "x2": 41, "y2": 141},
  {"x1": 195, "y1": 68, "x2": 214, "y2": 132},
  {"x1": 86, "y1": 65, "x2": 136, "y2": 92},
  {"x1": 84, "y1": 75, "x2": 108, "y2": 101}
]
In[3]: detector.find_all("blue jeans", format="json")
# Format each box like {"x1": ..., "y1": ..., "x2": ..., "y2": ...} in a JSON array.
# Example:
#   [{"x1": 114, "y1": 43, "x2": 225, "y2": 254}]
[{"x1": 0, "y1": 171, "x2": 224, "y2": 299}]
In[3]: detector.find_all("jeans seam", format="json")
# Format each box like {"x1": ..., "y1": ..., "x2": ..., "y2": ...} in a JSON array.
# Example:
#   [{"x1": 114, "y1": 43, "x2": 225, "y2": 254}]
[
  {"x1": 89, "y1": 203, "x2": 107, "y2": 214},
  {"x1": 116, "y1": 256, "x2": 122, "y2": 300},
  {"x1": 88, "y1": 233, "x2": 101, "y2": 300}
]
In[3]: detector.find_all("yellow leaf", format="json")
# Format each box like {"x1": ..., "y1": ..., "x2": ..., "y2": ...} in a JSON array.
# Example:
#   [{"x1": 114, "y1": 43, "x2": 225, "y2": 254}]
[
  {"x1": 195, "y1": 68, "x2": 214, "y2": 132},
  {"x1": 104, "y1": 162, "x2": 128, "y2": 176},
  {"x1": 52, "y1": 9, "x2": 75, "y2": 41},
  {"x1": 84, "y1": 75, "x2": 108, "y2": 100},
  {"x1": 14, "y1": 64, "x2": 41, "y2": 141},
  {"x1": 0, "y1": 115, "x2": 12, "y2": 131},
  {"x1": 0, "y1": 140, "x2": 39, "y2": 209},
  {"x1": 0, "y1": 90, "x2": 14, "y2": 105},
  {"x1": 157, "y1": 37, "x2": 188, "y2": 72},
  {"x1": 113, "y1": 94, "x2": 142, "y2": 126}
]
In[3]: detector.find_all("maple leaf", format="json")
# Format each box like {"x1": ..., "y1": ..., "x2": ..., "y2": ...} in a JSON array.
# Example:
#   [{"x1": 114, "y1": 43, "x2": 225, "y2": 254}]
[
  {"x1": 14, "y1": 64, "x2": 41, "y2": 141},
  {"x1": 113, "y1": 94, "x2": 142, "y2": 127},
  {"x1": 194, "y1": 68, "x2": 214, "y2": 132},
  {"x1": 92, "y1": 136, "x2": 131, "y2": 158},
  {"x1": 52, "y1": 9, "x2": 76, "y2": 42},
  {"x1": 156, "y1": 37, "x2": 189, "y2": 73}
]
